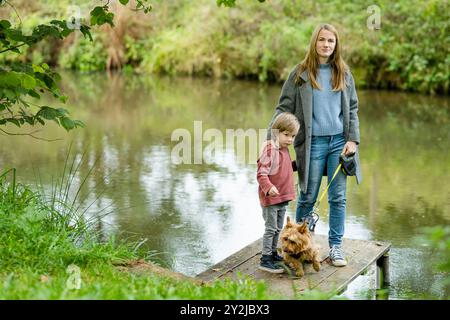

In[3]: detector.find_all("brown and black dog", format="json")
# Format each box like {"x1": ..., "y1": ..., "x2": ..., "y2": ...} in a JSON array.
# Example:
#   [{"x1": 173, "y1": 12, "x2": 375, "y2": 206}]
[{"x1": 280, "y1": 217, "x2": 321, "y2": 277}]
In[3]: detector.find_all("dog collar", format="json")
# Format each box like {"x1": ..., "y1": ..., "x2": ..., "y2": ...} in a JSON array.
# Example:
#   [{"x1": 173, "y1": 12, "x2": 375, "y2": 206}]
[{"x1": 289, "y1": 252, "x2": 302, "y2": 259}]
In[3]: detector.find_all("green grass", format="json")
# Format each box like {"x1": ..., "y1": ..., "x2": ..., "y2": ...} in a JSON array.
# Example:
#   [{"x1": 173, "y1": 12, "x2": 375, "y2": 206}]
[{"x1": 0, "y1": 167, "x2": 281, "y2": 299}]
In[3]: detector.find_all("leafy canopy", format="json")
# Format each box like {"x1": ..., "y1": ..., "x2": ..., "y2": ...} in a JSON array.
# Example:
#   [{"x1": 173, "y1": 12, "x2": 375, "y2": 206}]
[
  {"x1": 0, "y1": 1, "x2": 148, "y2": 136},
  {"x1": 0, "y1": 0, "x2": 255, "y2": 137}
]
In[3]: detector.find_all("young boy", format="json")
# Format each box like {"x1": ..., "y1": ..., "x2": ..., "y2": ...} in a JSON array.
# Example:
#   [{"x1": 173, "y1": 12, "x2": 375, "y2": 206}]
[{"x1": 257, "y1": 112, "x2": 300, "y2": 273}]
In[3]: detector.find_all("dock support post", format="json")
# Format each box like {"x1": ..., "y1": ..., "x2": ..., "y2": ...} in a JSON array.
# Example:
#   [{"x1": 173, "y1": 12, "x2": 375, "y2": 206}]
[{"x1": 376, "y1": 251, "x2": 390, "y2": 289}]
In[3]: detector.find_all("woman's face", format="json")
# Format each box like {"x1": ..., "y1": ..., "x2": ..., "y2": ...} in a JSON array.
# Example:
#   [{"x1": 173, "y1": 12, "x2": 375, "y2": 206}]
[{"x1": 315, "y1": 29, "x2": 336, "y2": 62}]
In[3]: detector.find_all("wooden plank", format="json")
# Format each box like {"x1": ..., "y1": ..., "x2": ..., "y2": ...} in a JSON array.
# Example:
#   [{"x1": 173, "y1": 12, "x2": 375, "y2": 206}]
[
  {"x1": 196, "y1": 238, "x2": 261, "y2": 282},
  {"x1": 195, "y1": 235, "x2": 391, "y2": 299},
  {"x1": 315, "y1": 241, "x2": 391, "y2": 293},
  {"x1": 290, "y1": 238, "x2": 371, "y2": 290},
  {"x1": 262, "y1": 237, "x2": 373, "y2": 297},
  {"x1": 197, "y1": 234, "x2": 329, "y2": 281}
]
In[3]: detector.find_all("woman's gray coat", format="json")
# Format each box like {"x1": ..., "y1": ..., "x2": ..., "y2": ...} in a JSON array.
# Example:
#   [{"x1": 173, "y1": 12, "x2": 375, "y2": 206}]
[{"x1": 268, "y1": 66, "x2": 362, "y2": 192}]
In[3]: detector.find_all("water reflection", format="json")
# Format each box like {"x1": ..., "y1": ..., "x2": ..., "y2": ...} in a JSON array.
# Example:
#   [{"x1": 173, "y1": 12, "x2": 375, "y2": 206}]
[{"x1": 0, "y1": 72, "x2": 448, "y2": 299}]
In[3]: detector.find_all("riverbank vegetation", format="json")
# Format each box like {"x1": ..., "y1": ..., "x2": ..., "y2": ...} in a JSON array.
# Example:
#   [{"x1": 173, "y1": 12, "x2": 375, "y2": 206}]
[
  {"x1": 0, "y1": 166, "x2": 340, "y2": 299},
  {"x1": 0, "y1": 168, "x2": 273, "y2": 299},
  {"x1": 1, "y1": 0, "x2": 448, "y2": 94}
]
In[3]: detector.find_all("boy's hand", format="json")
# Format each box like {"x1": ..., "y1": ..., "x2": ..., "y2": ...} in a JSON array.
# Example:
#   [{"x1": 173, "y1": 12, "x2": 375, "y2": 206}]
[{"x1": 268, "y1": 186, "x2": 280, "y2": 197}]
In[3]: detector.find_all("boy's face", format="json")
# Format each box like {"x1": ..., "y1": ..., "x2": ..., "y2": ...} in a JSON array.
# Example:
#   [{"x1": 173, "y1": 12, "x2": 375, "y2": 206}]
[{"x1": 277, "y1": 130, "x2": 297, "y2": 148}]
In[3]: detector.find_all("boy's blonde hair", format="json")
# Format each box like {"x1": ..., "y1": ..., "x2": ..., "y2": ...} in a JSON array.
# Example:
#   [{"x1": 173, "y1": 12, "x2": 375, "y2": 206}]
[{"x1": 271, "y1": 112, "x2": 300, "y2": 137}]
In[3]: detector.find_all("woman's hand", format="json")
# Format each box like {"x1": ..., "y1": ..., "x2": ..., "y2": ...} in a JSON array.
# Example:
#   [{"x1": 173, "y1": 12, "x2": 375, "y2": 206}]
[
  {"x1": 268, "y1": 185, "x2": 280, "y2": 197},
  {"x1": 342, "y1": 141, "x2": 357, "y2": 155}
]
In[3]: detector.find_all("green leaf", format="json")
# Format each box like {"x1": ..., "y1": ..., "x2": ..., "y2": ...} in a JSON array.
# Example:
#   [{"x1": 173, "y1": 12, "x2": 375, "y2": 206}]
[
  {"x1": 7, "y1": 29, "x2": 26, "y2": 42},
  {"x1": 32, "y1": 64, "x2": 45, "y2": 73},
  {"x1": 37, "y1": 106, "x2": 58, "y2": 120},
  {"x1": 0, "y1": 20, "x2": 11, "y2": 29},
  {"x1": 35, "y1": 73, "x2": 55, "y2": 90},
  {"x1": 0, "y1": 72, "x2": 21, "y2": 87},
  {"x1": 36, "y1": 117, "x2": 45, "y2": 125},
  {"x1": 6, "y1": 118, "x2": 20, "y2": 127},
  {"x1": 119, "y1": 0, "x2": 129, "y2": 4},
  {"x1": 73, "y1": 120, "x2": 85, "y2": 128},
  {"x1": 90, "y1": 6, "x2": 105, "y2": 26},
  {"x1": 4, "y1": 88, "x2": 16, "y2": 100},
  {"x1": 21, "y1": 74, "x2": 36, "y2": 90},
  {"x1": 90, "y1": 15, "x2": 98, "y2": 26},
  {"x1": 97, "y1": 15, "x2": 105, "y2": 25},
  {"x1": 60, "y1": 117, "x2": 75, "y2": 130},
  {"x1": 217, "y1": 0, "x2": 236, "y2": 7},
  {"x1": 27, "y1": 89, "x2": 40, "y2": 99},
  {"x1": 59, "y1": 95, "x2": 68, "y2": 103},
  {"x1": 23, "y1": 116, "x2": 35, "y2": 126},
  {"x1": 91, "y1": 6, "x2": 105, "y2": 16},
  {"x1": 61, "y1": 28, "x2": 72, "y2": 38},
  {"x1": 106, "y1": 13, "x2": 115, "y2": 26},
  {"x1": 55, "y1": 108, "x2": 68, "y2": 116},
  {"x1": 80, "y1": 25, "x2": 93, "y2": 41}
]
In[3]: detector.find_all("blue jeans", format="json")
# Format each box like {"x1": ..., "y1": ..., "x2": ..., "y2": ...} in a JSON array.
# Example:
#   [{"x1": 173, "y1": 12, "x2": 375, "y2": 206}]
[{"x1": 296, "y1": 133, "x2": 347, "y2": 247}]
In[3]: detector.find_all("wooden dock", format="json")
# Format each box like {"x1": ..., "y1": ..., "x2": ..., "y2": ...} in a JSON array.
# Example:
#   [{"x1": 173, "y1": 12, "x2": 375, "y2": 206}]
[{"x1": 196, "y1": 235, "x2": 391, "y2": 298}]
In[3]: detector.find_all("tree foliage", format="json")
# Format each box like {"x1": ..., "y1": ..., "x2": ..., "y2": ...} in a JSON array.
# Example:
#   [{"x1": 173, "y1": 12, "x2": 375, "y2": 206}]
[
  {"x1": 0, "y1": 0, "x2": 150, "y2": 136},
  {"x1": 0, "y1": 0, "x2": 262, "y2": 136}
]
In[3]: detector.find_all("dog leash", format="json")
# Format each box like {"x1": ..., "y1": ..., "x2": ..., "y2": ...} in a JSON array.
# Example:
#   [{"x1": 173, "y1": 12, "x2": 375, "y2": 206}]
[
  {"x1": 316, "y1": 163, "x2": 342, "y2": 208},
  {"x1": 303, "y1": 162, "x2": 342, "y2": 232}
]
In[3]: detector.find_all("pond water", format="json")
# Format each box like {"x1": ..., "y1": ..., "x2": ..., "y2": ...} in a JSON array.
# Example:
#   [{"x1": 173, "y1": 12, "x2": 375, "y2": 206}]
[{"x1": 0, "y1": 71, "x2": 449, "y2": 299}]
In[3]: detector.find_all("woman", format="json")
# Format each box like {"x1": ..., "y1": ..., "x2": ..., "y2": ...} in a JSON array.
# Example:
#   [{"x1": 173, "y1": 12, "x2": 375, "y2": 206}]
[{"x1": 267, "y1": 23, "x2": 361, "y2": 267}]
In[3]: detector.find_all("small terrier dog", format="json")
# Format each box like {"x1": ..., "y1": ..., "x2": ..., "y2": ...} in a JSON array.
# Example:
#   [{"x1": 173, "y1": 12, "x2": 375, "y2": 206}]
[{"x1": 280, "y1": 217, "x2": 321, "y2": 277}]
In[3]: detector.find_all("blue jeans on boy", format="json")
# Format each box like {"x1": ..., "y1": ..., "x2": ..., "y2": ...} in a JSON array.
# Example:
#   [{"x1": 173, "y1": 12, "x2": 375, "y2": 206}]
[{"x1": 296, "y1": 133, "x2": 347, "y2": 247}]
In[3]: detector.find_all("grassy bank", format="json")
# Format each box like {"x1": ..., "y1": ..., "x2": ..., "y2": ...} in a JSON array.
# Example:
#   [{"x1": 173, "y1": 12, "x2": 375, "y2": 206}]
[
  {"x1": 0, "y1": 168, "x2": 277, "y2": 299},
  {"x1": 0, "y1": 0, "x2": 448, "y2": 94}
]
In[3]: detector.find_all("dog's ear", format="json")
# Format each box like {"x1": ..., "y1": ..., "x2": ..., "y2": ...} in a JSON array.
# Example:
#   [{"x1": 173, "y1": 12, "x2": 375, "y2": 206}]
[
  {"x1": 286, "y1": 216, "x2": 292, "y2": 227},
  {"x1": 298, "y1": 221, "x2": 307, "y2": 233}
]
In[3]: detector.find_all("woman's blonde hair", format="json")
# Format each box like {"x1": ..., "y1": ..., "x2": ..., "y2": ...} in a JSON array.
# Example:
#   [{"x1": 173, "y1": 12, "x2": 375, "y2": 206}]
[
  {"x1": 295, "y1": 23, "x2": 349, "y2": 91},
  {"x1": 271, "y1": 112, "x2": 300, "y2": 137}
]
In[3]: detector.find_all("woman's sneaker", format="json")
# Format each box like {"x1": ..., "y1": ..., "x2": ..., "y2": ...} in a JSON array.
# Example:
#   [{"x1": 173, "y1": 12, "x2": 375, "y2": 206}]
[
  {"x1": 329, "y1": 245, "x2": 347, "y2": 267},
  {"x1": 259, "y1": 254, "x2": 284, "y2": 273}
]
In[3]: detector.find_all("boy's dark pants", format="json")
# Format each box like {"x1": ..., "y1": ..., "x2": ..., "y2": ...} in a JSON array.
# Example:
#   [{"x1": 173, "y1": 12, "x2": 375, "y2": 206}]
[{"x1": 261, "y1": 203, "x2": 286, "y2": 256}]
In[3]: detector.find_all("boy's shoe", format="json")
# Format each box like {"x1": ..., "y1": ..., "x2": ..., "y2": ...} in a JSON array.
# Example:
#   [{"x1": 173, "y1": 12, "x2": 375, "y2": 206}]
[
  {"x1": 272, "y1": 250, "x2": 284, "y2": 262},
  {"x1": 259, "y1": 254, "x2": 284, "y2": 274},
  {"x1": 329, "y1": 245, "x2": 347, "y2": 267}
]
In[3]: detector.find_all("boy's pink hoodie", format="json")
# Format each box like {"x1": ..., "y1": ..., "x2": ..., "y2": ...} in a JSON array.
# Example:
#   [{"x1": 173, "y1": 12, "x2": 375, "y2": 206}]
[{"x1": 257, "y1": 143, "x2": 296, "y2": 207}]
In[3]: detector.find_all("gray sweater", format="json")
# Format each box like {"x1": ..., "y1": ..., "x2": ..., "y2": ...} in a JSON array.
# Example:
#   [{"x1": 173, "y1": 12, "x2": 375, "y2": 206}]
[{"x1": 312, "y1": 63, "x2": 343, "y2": 136}]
